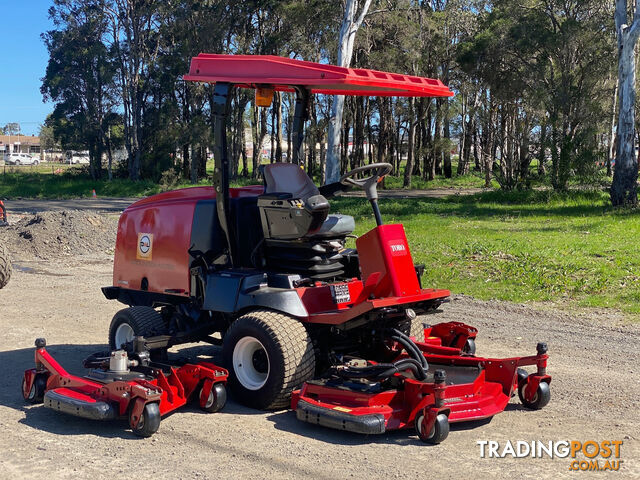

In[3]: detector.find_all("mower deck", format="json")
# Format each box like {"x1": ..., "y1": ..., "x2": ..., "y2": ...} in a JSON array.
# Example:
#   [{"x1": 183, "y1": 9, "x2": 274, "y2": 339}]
[
  {"x1": 22, "y1": 338, "x2": 228, "y2": 437},
  {"x1": 292, "y1": 322, "x2": 551, "y2": 444}
]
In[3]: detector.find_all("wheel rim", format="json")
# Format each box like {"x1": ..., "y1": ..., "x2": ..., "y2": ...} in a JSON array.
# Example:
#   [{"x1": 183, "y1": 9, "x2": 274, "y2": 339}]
[
  {"x1": 136, "y1": 411, "x2": 145, "y2": 430},
  {"x1": 115, "y1": 323, "x2": 135, "y2": 348},
  {"x1": 232, "y1": 336, "x2": 270, "y2": 390},
  {"x1": 201, "y1": 387, "x2": 214, "y2": 408},
  {"x1": 23, "y1": 377, "x2": 34, "y2": 400},
  {"x1": 416, "y1": 414, "x2": 435, "y2": 439}
]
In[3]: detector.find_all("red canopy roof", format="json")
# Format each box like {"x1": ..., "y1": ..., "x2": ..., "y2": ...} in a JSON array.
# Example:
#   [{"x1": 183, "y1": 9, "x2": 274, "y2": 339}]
[{"x1": 183, "y1": 54, "x2": 453, "y2": 98}]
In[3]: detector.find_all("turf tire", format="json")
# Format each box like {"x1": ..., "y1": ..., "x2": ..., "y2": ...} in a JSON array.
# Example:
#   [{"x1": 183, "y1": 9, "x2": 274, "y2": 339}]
[
  {"x1": 408, "y1": 317, "x2": 426, "y2": 343},
  {"x1": 0, "y1": 244, "x2": 12, "y2": 289},
  {"x1": 222, "y1": 309, "x2": 315, "y2": 410},
  {"x1": 108, "y1": 306, "x2": 167, "y2": 351}
]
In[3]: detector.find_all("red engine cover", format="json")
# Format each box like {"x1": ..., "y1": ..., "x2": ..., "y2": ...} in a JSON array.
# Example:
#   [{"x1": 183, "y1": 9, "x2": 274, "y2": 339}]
[
  {"x1": 355, "y1": 224, "x2": 421, "y2": 298},
  {"x1": 112, "y1": 186, "x2": 262, "y2": 297}
]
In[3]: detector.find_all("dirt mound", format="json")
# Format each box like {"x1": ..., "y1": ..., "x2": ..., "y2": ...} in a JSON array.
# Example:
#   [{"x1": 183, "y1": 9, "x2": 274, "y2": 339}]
[{"x1": 0, "y1": 210, "x2": 118, "y2": 259}]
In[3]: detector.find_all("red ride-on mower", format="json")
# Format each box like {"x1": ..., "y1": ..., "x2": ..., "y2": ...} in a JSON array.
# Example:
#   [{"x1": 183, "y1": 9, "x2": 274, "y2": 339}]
[
  {"x1": 22, "y1": 337, "x2": 228, "y2": 437},
  {"x1": 99, "y1": 55, "x2": 551, "y2": 438}
]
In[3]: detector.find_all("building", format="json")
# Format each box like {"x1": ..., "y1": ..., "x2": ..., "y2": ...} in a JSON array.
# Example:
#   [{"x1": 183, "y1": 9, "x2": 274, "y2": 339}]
[{"x1": 0, "y1": 135, "x2": 41, "y2": 157}]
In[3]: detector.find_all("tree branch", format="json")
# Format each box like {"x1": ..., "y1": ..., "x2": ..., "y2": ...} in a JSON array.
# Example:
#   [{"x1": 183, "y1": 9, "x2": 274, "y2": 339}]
[{"x1": 353, "y1": 0, "x2": 373, "y2": 31}]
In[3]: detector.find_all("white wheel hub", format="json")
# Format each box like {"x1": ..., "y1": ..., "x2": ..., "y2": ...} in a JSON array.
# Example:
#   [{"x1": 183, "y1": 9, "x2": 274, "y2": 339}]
[
  {"x1": 232, "y1": 336, "x2": 270, "y2": 390},
  {"x1": 115, "y1": 323, "x2": 135, "y2": 348}
]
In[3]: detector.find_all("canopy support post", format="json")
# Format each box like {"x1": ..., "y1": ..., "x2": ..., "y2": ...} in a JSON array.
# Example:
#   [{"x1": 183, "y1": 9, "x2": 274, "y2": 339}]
[
  {"x1": 211, "y1": 82, "x2": 235, "y2": 266},
  {"x1": 291, "y1": 87, "x2": 311, "y2": 165}
]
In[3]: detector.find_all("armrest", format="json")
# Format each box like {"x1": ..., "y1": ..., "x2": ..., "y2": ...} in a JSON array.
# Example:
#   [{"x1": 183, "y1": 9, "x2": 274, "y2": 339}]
[
  {"x1": 259, "y1": 192, "x2": 294, "y2": 200},
  {"x1": 319, "y1": 181, "x2": 353, "y2": 198}
]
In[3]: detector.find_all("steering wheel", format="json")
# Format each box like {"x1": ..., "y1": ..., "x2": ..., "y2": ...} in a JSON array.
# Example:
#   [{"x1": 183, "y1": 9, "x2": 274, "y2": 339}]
[{"x1": 339, "y1": 163, "x2": 393, "y2": 200}]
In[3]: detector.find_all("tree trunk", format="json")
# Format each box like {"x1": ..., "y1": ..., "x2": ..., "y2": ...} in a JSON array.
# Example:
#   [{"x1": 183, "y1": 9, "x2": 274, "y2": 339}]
[
  {"x1": 403, "y1": 97, "x2": 416, "y2": 188},
  {"x1": 608, "y1": 76, "x2": 619, "y2": 177},
  {"x1": 325, "y1": 0, "x2": 373, "y2": 183},
  {"x1": 611, "y1": 0, "x2": 640, "y2": 206},
  {"x1": 275, "y1": 92, "x2": 283, "y2": 163}
]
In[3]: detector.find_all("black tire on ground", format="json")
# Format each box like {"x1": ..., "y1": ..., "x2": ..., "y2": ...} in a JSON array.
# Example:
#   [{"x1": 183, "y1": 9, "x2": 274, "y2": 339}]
[
  {"x1": 415, "y1": 412, "x2": 450, "y2": 444},
  {"x1": 131, "y1": 402, "x2": 161, "y2": 437},
  {"x1": 108, "y1": 306, "x2": 167, "y2": 351},
  {"x1": 408, "y1": 317, "x2": 426, "y2": 343},
  {"x1": 463, "y1": 338, "x2": 476, "y2": 355},
  {"x1": 222, "y1": 309, "x2": 315, "y2": 410},
  {"x1": 199, "y1": 383, "x2": 227, "y2": 413},
  {"x1": 518, "y1": 380, "x2": 551, "y2": 410},
  {"x1": 0, "y1": 244, "x2": 12, "y2": 289},
  {"x1": 23, "y1": 374, "x2": 47, "y2": 404}
]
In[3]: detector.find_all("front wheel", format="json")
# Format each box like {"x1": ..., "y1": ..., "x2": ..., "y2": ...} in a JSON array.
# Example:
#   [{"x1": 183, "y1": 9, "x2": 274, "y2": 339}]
[
  {"x1": 222, "y1": 310, "x2": 315, "y2": 410},
  {"x1": 518, "y1": 380, "x2": 550, "y2": 410},
  {"x1": 199, "y1": 383, "x2": 227, "y2": 413},
  {"x1": 415, "y1": 412, "x2": 450, "y2": 444},
  {"x1": 131, "y1": 402, "x2": 161, "y2": 437},
  {"x1": 22, "y1": 374, "x2": 47, "y2": 404}
]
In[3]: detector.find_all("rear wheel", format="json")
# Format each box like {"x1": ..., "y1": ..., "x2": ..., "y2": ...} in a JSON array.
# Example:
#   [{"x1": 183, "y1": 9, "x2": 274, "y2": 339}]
[
  {"x1": 222, "y1": 309, "x2": 315, "y2": 410},
  {"x1": 408, "y1": 318, "x2": 426, "y2": 343},
  {"x1": 0, "y1": 244, "x2": 11, "y2": 289},
  {"x1": 109, "y1": 307, "x2": 167, "y2": 352}
]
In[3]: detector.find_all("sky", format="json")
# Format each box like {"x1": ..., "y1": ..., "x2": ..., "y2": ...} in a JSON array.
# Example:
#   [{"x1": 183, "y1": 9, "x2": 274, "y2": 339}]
[{"x1": 0, "y1": 1, "x2": 54, "y2": 136}]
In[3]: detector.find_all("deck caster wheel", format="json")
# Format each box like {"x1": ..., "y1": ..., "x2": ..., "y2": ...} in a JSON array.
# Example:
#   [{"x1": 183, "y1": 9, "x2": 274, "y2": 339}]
[
  {"x1": 23, "y1": 374, "x2": 47, "y2": 404},
  {"x1": 200, "y1": 383, "x2": 227, "y2": 413},
  {"x1": 415, "y1": 413, "x2": 449, "y2": 444},
  {"x1": 518, "y1": 380, "x2": 550, "y2": 410},
  {"x1": 131, "y1": 403, "x2": 161, "y2": 437},
  {"x1": 514, "y1": 368, "x2": 528, "y2": 396},
  {"x1": 462, "y1": 338, "x2": 476, "y2": 355}
]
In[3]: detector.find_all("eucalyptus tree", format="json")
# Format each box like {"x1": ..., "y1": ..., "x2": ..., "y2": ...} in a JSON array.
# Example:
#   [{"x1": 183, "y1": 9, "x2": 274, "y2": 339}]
[
  {"x1": 611, "y1": 0, "x2": 640, "y2": 206},
  {"x1": 42, "y1": 0, "x2": 117, "y2": 179}
]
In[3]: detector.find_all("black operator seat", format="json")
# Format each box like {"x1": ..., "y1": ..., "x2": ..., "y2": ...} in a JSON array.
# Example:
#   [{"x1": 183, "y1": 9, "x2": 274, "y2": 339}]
[{"x1": 261, "y1": 163, "x2": 355, "y2": 239}]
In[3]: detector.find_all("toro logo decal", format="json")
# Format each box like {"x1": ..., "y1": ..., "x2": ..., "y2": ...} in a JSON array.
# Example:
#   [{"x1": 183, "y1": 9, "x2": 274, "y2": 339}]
[
  {"x1": 389, "y1": 242, "x2": 407, "y2": 256},
  {"x1": 137, "y1": 233, "x2": 153, "y2": 260}
]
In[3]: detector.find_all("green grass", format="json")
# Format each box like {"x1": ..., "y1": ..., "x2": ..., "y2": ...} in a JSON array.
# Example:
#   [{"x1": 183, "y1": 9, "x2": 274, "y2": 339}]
[
  {"x1": 382, "y1": 171, "x2": 499, "y2": 189},
  {"x1": 3, "y1": 166, "x2": 638, "y2": 317},
  {"x1": 331, "y1": 189, "x2": 640, "y2": 317},
  {"x1": 0, "y1": 162, "x2": 496, "y2": 199}
]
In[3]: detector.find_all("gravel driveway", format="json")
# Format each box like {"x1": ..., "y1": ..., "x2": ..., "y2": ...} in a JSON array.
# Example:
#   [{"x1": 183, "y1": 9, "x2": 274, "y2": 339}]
[{"x1": 0, "y1": 251, "x2": 637, "y2": 479}]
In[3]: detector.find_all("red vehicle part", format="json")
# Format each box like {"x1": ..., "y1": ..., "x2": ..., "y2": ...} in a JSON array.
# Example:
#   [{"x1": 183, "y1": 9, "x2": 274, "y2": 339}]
[
  {"x1": 112, "y1": 185, "x2": 263, "y2": 297},
  {"x1": 292, "y1": 323, "x2": 551, "y2": 444},
  {"x1": 22, "y1": 339, "x2": 228, "y2": 437},
  {"x1": 0, "y1": 200, "x2": 7, "y2": 225},
  {"x1": 184, "y1": 54, "x2": 454, "y2": 98}
]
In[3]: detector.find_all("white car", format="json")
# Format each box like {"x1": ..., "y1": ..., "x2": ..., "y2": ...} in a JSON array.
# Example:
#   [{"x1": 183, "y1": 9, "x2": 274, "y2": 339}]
[
  {"x1": 4, "y1": 153, "x2": 39, "y2": 166},
  {"x1": 66, "y1": 153, "x2": 90, "y2": 164}
]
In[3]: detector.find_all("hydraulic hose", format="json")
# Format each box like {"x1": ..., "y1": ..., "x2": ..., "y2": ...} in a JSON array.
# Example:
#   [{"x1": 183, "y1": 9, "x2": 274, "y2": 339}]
[
  {"x1": 388, "y1": 328, "x2": 429, "y2": 371},
  {"x1": 335, "y1": 358, "x2": 427, "y2": 381}
]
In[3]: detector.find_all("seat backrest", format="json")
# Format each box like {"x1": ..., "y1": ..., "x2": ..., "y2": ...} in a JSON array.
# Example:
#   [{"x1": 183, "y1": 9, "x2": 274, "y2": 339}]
[{"x1": 263, "y1": 163, "x2": 320, "y2": 201}]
